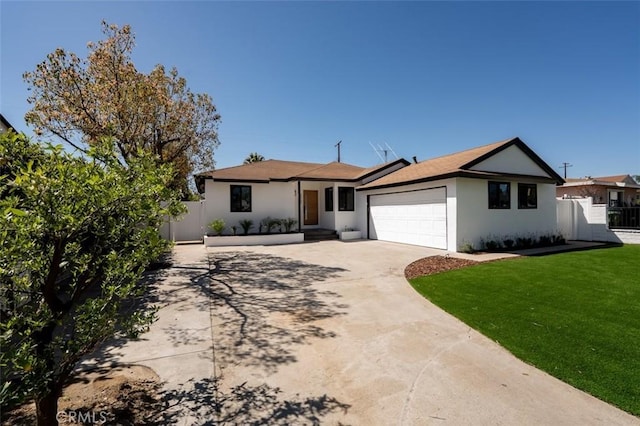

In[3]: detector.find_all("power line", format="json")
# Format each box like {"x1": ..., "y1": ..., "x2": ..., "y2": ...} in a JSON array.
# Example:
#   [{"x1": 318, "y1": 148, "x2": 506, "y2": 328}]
[{"x1": 559, "y1": 162, "x2": 573, "y2": 179}]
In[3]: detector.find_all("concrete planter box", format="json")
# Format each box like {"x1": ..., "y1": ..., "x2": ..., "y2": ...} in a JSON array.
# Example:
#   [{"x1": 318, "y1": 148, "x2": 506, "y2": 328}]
[
  {"x1": 339, "y1": 230, "x2": 362, "y2": 241},
  {"x1": 204, "y1": 233, "x2": 304, "y2": 247}
]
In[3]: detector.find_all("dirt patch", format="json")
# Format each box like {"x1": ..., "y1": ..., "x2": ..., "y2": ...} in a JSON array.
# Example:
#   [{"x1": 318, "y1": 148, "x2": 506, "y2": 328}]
[
  {"x1": 2, "y1": 365, "x2": 163, "y2": 425},
  {"x1": 404, "y1": 255, "x2": 478, "y2": 279}
]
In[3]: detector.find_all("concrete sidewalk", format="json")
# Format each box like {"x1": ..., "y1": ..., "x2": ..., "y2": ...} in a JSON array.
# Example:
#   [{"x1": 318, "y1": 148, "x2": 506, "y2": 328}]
[
  {"x1": 453, "y1": 239, "x2": 611, "y2": 262},
  {"x1": 87, "y1": 240, "x2": 637, "y2": 425},
  {"x1": 79, "y1": 245, "x2": 216, "y2": 424}
]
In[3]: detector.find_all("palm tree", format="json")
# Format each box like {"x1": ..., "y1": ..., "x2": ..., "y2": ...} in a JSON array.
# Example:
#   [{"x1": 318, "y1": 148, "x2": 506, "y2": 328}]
[{"x1": 243, "y1": 152, "x2": 265, "y2": 164}]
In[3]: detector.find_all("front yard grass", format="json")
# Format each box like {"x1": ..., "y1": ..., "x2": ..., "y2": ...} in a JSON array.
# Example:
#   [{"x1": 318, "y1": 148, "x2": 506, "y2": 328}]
[{"x1": 409, "y1": 245, "x2": 640, "y2": 416}]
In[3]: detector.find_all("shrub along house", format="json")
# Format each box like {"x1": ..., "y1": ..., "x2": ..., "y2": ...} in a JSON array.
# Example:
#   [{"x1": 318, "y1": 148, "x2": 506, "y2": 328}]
[{"x1": 195, "y1": 137, "x2": 564, "y2": 252}]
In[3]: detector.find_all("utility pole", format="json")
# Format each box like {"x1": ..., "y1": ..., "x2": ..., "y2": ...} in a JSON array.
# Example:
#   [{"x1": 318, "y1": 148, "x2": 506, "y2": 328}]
[
  {"x1": 559, "y1": 162, "x2": 573, "y2": 179},
  {"x1": 335, "y1": 140, "x2": 342, "y2": 163}
]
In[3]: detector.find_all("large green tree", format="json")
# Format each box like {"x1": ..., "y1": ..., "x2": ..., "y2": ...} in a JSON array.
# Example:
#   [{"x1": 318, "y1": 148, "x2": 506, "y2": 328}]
[
  {"x1": 0, "y1": 131, "x2": 185, "y2": 425},
  {"x1": 23, "y1": 21, "x2": 221, "y2": 197}
]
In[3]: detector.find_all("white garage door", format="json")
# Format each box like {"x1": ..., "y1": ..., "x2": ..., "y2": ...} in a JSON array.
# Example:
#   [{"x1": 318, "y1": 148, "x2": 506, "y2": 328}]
[{"x1": 369, "y1": 188, "x2": 447, "y2": 249}]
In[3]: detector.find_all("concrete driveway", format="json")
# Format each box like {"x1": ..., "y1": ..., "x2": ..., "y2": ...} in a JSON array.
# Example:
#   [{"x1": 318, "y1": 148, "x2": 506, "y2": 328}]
[{"x1": 92, "y1": 240, "x2": 638, "y2": 425}]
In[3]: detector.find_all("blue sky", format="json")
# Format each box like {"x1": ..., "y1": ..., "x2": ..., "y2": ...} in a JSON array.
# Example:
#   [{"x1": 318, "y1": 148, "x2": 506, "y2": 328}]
[{"x1": 1, "y1": 1, "x2": 639, "y2": 178}]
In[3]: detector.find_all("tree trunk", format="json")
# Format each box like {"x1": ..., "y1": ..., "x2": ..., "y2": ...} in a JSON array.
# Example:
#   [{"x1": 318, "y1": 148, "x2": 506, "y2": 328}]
[{"x1": 36, "y1": 389, "x2": 59, "y2": 426}]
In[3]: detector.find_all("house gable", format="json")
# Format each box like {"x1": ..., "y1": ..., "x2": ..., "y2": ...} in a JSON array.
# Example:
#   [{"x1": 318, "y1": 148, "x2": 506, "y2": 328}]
[
  {"x1": 620, "y1": 175, "x2": 637, "y2": 185},
  {"x1": 460, "y1": 138, "x2": 563, "y2": 184},
  {"x1": 465, "y1": 144, "x2": 551, "y2": 178},
  {"x1": 358, "y1": 137, "x2": 563, "y2": 191}
]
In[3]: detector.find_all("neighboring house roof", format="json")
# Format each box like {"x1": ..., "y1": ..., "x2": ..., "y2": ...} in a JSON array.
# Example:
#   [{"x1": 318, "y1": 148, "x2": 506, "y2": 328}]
[
  {"x1": 194, "y1": 158, "x2": 409, "y2": 192},
  {"x1": 596, "y1": 175, "x2": 635, "y2": 183},
  {"x1": 358, "y1": 137, "x2": 564, "y2": 191},
  {"x1": 0, "y1": 114, "x2": 14, "y2": 132},
  {"x1": 560, "y1": 174, "x2": 640, "y2": 189}
]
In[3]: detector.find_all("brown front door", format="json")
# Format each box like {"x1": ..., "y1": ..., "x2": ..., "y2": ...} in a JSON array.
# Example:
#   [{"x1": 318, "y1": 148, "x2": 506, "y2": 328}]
[{"x1": 303, "y1": 190, "x2": 318, "y2": 225}]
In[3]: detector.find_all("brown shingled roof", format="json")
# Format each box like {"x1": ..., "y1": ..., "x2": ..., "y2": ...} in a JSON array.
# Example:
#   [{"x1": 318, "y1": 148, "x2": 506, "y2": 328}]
[
  {"x1": 593, "y1": 175, "x2": 634, "y2": 183},
  {"x1": 195, "y1": 137, "x2": 562, "y2": 194},
  {"x1": 564, "y1": 178, "x2": 586, "y2": 183},
  {"x1": 560, "y1": 174, "x2": 640, "y2": 188},
  {"x1": 292, "y1": 161, "x2": 366, "y2": 180},
  {"x1": 358, "y1": 137, "x2": 563, "y2": 190},
  {"x1": 196, "y1": 159, "x2": 389, "y2": 183},
  {"x1": 196, "y1": 160, "x2": 324, "y2": 182}
]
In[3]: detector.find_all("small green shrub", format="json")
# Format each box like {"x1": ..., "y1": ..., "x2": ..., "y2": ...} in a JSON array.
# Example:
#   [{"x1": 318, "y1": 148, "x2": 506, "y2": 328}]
[
  {"x1": 282, "y1": 218, "x2": 298, "y2": 233},
  {"x1": 516, "y1": 237, "x2": 533, "y2": 248},
  {"x1": 239, "y1": 219, "x2": 253, "y2": 235},
  {"x1": 258, "y1": 217, "x2": 282, "y2": 233},
  {"x1": 231, "y1": 225, "x2": 238, "y2": 236},
  {"x1": 485, "y1": 240, "x2": 500, "y2": 251},
  {"x1": 259, "y1": 217, "x2": 271, "y2": 234},
  {"x1": 209, "y1": 218, "x2": 225, "y2": 236},
  {"x1": 503, "y1": 239, "x2": 515, "y2": 249},
  {"x1": 538, "y1": 235, "x2": 552, "y2": 246},
  {"x1": 552, "y1": 233, "x2": 566, "y2": 245},
  {"x1": 460, "y1": 241, "x2": 475, "y2": 254},
  {"x1": 268, "y1": 218, "x2": 281, "y2": 233}
]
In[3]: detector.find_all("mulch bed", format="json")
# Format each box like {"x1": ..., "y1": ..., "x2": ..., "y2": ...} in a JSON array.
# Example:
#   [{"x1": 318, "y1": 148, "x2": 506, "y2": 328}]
[{"x1": 404, "y1": 255, "x2": 478, "y2": 280}]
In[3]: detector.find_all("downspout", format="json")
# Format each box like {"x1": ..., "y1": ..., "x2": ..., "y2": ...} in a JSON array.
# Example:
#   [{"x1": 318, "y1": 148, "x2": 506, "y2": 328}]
[
  {"x1": 366, "y1": 194, "x2": 370, "y2": 239},
  {"x1": 297, "y1": 180, "x2": 302, "y2": 232},
  {"x1": 444, "y1": 185, "x2": 449, "y2": 251}
]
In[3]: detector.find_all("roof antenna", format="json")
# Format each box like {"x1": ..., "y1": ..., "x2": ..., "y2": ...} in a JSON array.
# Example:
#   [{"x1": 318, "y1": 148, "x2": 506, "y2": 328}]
[
  {"x1": 369, "y1": 141, "x2": 399, "y2": 164},
  {"x1": 335, "y1": 140, "x2": 342, "y2": 162},
  {"x1": 370, "y1": 141, "x2": 385, "y2": 163},
  {"x1": 377, "y1": 144, "x2": 388, "y2": 162},
  {"x1": 384, "y1": 142, "x2": 399, "y2": 160}
]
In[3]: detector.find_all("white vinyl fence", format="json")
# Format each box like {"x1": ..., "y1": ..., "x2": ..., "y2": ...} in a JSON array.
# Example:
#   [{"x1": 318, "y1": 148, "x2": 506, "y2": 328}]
[
  {"x1": 557, "y1": 198, "x2": 640, "y2": 244},
  {"x1": 159, "y1": 200, "x2": 206, "y2": 242}
]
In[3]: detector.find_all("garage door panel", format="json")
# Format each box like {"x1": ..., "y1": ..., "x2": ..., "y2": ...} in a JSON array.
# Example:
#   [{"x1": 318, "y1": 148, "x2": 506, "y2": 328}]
[{"x1": 369, "y1": 188, "x2": 447, "y2": 249}]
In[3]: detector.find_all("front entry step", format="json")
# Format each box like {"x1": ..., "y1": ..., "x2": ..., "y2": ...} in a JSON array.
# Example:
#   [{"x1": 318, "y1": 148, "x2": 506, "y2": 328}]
[{"x1": 303, "y1": 229, "x2": 338, "y2": 241}]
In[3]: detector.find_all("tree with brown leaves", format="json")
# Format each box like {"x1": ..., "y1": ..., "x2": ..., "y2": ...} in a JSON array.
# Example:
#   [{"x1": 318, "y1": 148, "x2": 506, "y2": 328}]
[{"x1": 24, "y1": 21, "x2": 220, "y2": 197}]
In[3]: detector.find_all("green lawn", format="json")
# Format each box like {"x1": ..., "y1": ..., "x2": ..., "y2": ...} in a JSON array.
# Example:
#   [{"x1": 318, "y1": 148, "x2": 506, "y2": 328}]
[{"x1": 409, "y1": 245, "x2": 640, "y2": 416}]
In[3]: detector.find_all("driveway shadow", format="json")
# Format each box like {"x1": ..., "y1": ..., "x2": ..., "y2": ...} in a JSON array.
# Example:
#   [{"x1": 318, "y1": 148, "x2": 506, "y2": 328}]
[
  {"x1": 78, "y1": 248, "x2": 351, "y2": 424},
  {"x1": 196, "y1": 251, "x2": 348, "y2": 373},
  {"x1": 153, "y1": 376, "x2": 351, "y2": 425}
]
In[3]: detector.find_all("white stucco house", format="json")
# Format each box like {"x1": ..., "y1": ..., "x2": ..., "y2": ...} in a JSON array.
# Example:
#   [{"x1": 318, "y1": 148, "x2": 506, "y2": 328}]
[
  {"x1": 194, "y1": 158, "x2": 410, "y2": 236},
  {"x1": 195, "y1": 137, "x2": 564, "y2": 252}
]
